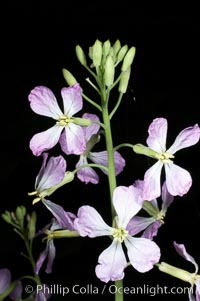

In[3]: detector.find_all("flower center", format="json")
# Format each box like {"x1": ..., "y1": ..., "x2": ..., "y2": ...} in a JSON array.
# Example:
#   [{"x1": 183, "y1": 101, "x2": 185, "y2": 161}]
[
  {"x1": 113, "y1": 227, "x2": 128, "y2": 243},
  {"x1": 57, "y1": 115, "x2": 72, "y2": 126},
  {"x1": 158, "y1": 152, "x2": 174, "y2": 163}
]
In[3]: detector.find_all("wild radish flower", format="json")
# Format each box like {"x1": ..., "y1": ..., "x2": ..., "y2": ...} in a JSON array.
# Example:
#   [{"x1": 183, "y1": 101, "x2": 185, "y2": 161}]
[
  {"x1": 28, "y1": 153, "x2": 74, "y2": 205},
  {"x1": 35, "y1": 210, "x2": 76, "y2": 275},
  {"x1": 72, "y1": 113, "x2": 125, "y2": 184},
  {"x1": 142, "y1": 118, "x2": 200, "y2": 200},
  {"x1": 127, "y1": 181, "x2": 174, "y2": 240},
  {"x1": 29, "y1": 83, "x2": 88, "y2": 156},
  {"x1": 74, "y1": 185, "x2": 160, "y2": 283}
]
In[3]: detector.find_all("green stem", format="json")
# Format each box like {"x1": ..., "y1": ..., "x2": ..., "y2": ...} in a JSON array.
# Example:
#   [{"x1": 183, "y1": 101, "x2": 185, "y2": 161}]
[
  {"x1": 24, "y1": 237, "x2": 41, "y2": 285},
  {"x1": 114, "y1": 143, "x2": 135, "y2": 151},
  {"x1": 82, "y1": 92, "x2": 102, "y2": 111},
  {"x1": 109, "y1": 93, "x2": 123, "y2": 119},
  {"x1": 115, "y1": 280, "x2": 124, "y2": 301},
  {"x1": 101, "y1": 102, "x2": 116, "y2": 217}
]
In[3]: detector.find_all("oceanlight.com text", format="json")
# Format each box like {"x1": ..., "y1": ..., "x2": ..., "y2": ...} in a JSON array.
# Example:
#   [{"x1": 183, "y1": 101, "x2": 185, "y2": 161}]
[{"x1": 26, "y1": 283, "x2": 194, "y2": 297}]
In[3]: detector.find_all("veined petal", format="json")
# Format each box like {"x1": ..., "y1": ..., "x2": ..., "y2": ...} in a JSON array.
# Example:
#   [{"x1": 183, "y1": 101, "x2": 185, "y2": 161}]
[
  {"x1": 146, "y1": 118, "x2": 167, "y2": 152},
  {"x1": 113, "y1": 185, "x2": 143, "y2": 228},
  {"x1": 36, "y1": 155, "x2": 66, "y2": 191},
  {"x1": 30, "y1": 125, "x2": 63, "y2": 156},
  {"x1": 142, "y1": 161, "x2": 163, "y2": 200},
  {"x1": 165, "y1": 163, "x2": 192, "y2": 196},
  {"x1": 161, "y1": 181, "x2": 174, "y2": 212},
  {"x1": 173, "y1": 241, "x2": 199, "y2": 273},
  {"x1": 89, "y1": 150, "x2": 125, "y2": 176},
  {"x1": 95, "y1": 239, "x2": 127, "y2": 283},
  {"x1": 125, "y1": 235, "x2": 160, "y2": 272},
  {"x1": 126, "y1": 216, "x2": 155, "y2": 236},
  {"x1": 82, "y1": 113, "x2": 100, "y2": 141},
  {"x1": 74, "y1": 206, "x2": 114, "y2": 237},
  {"x1": 42, "y1": 199, "x2": 76, "y2": 230},
  {"x1": 28, "y1": 86, "x2": 63, "y2": 119},
  {"x1": 59, "y1": 124, "x2": 86, "y2": 155},
  {"x1": 76, "y1": 156, "x2": 99, "y2": 184},
  {"x1": 35, "y1": 246, "x2": 48, "y2": 274},
  {"x1": 142, "y1": 220, "x2": 162, "y2": 240},
  {"x1": 45, "y1": 240, "x2": 56, "y2": 274},
  {"x1": 167, "y1": 124, "x2": 200, "y2": 154},
  {"x1": 0, "y1": 268, "x2": 11, "y2": 294},
  {"x1": 61, "y1": 84, "x2": 83, "y2": 116},
  {"x1": 195, "y1": 278, "x2": 200, "y2": 301}
]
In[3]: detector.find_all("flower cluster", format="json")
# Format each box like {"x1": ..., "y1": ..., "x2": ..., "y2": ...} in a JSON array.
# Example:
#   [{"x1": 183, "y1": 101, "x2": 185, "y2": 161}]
[{"x1": 1, "y1": 38, "x2": 200, "y2": 301}]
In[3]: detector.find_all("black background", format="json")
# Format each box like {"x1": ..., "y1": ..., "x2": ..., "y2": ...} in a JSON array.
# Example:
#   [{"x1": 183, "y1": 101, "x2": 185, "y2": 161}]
[{"x1": 1, "y1": 3, "x2": 200, "y2": 301}]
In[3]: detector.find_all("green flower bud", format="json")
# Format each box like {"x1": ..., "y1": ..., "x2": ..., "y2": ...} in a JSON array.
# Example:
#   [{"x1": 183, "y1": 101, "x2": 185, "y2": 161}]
[
  {"x1": 104, "y1": 55, "x2": 115, "y2": 87},
  {"x1": 113, "y1": 39, "x2": 121, "y2": 56},
  {"x1": 72, "y1": 117, "x2": 91, "y2": 126},
  {"x1": 117, "y1": 44, "x2": 128, "y2": 64},
  {"x1": 62, "y1": 68, "x2": 77, "y2": 86},
  {"x1": 118, "y1": 67, "x2": 131, "y2": 93},
  {"x1": 15, "y1": 205, "x2": 26, "y2": 228},
  {"x1": 132, "y1": 143, "x2": 159, "y2": 159},
  {"x1": 121, "y1": 46, "x2": 136, "y2": 71},
  {"x1": 75, "y1": 45, "x2": 87, "y2": 66},
  {"x1": 28, "y1": 211, "x2": 37, "y2": 239},
  {"x1": 92, "y1": 39, "x2": 102, "y2": 67},
  {"x1": 1, "y1": 211, "x2": 12, "y2": 225},
  {"x1": 103, "y1": 40, "x2": 111, "y2": 57}
]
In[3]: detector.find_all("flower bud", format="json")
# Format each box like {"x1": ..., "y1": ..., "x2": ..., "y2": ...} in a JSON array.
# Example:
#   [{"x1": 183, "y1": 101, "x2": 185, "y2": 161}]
[
  {"x1": 117, "y1": 45, "x2": 128, "y2": 63},
  {"x1": 118, "y1": 67, "x2": 131, "y2": 93},
  {"x1": 28, "y1": 211, "x2": 37, "y2": 239},
  {"x1": 62, "y1": 68, "x2": 77, "y2": 86},
  {"x1": 15, "y1": 206, "x2": 26, "y2": 227},
  {"x1": 113, "y1": 39, "x2": 121, "y2": 56},
  {"x1": 75, "y1": 45, "x2": 87, "y2": 66},
  {"x1": 104, "y1": 55, "x2": 115, "y2": 87},
  {"x1": 92, "y1": 39, "x2": 102, "y2": 67},
  {"x1": 103, "y1": 40, "x2": 111, "y2": 57},
  {"x1": 121, "y1": 46, "x2": 136, "y2": 71}
]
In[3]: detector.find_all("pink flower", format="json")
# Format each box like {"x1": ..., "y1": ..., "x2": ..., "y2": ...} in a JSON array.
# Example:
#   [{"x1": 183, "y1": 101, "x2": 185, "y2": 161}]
[
  {"x1": 142, "y1": 118, "x2": 200, "y2": 200},
  {"x1": 73, "y1": 113, "x2": 125, "y2": 184},
  {"x1": 74, "y1": 185, "x2": 160, "y2": 282},
  {"x1": 28, "y1": 83, "x2": 86, "y2": 156}
]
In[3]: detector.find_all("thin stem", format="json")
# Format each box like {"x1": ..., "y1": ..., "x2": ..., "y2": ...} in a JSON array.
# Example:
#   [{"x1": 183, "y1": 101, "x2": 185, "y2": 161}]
[
  {"x1": 115, "y1": 280, "x2": 124, "y2": 301},
  {"x1": 73, "y1": 163, "x2": 109, "y2": 174},
  {"x1": 82, "y1": 92, "x2": 102, "y2": 111},
  {"x1": 114, "y1": 143, "x2": 135, "y2": 151},
  {"x1": 85, "y1": 77, "x2": 101, "y2": 94},
  {"x1": 109, "y1": 93, "x2": 123, "y2": 119}
]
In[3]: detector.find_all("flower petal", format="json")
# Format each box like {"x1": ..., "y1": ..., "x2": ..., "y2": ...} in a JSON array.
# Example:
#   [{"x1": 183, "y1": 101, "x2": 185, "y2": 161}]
[
  {"x1": 9, "y1": 281, "x2": 23, "y2": 301},
  {"x1": 45, "y1": 240, "x2": 56, "y2": 274},
  {"x1": 42, "y1": 199, "x2": 76, "y2": 230},
  {"x1": 30, "y1": 125, "x2": 63, "y2": 156},
  {"x1": 195, "y1": 278, "x2": 200, "y2": 301},
  {"x1": 146, "y1": 118, "x2": 167, "y2": 152},
  {"x1": 142, "y1": 220, "x2": 162, "y2": 240},
  {"x1": 0, "y1": 268, "x2": 11, "y2": 294},
  {"x1": 167, "y1": 124, "x2": 200, "y2": 154},
  {"x1": 173, "y1": 241, "x2": 199, "y2": 273},
  {"x1": 165, "y1": 163, "x2": 192, "y2": 196},
  {"x1": 127, "y1": 216, "x2": 155, "y2": 236},
  {"x1": 61, "y1": 84, "x2": 83, "y2": 116},
  {"x1": 74, "y1": 206, "x2": 114, "y2": 237},
  {"x1": 59, "y1": 124, "x2": 86, "y2": 155},
  {"x1": 28, "y1": 86, "x2": 63, "y2": 119},
  {"x1": 125, "y1": 235, "x2": 160, "y2": 272},
  {"x1": 76, "y1": 156, "x2": 99, "y2": 184},
  {"x1": 89, "y1": 151, "x2": 125, "y2": 176},
  {"x1": 82, "y1": 113, "x2": 100, "y2": 141},
  {"x1": 142, "y1": 161, "x2": 163, "y2": 200},
  {"x1": 113, "y1": 185, "x2": 143, "y2": 228},
  {"x1": 36, "y1": 155, "x2": 66, "y2": 191},
  {"x1": 161, "y1": 181, "x2": 174, "y2": 212},
  {"x1": 95, "y1": 239, "x2": 127, "y2": 283},
  {"x1": 35, "y1": 246, "x2": 48, "y2": 275}
]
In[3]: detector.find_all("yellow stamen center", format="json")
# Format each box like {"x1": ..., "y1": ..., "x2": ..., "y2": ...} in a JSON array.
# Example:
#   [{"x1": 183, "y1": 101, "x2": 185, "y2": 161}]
[
  {"x1": 113, "y1": 227, "x2": 128, "y2": 243},
  {"x1": 57, "y1": 115, "x2": 72, "y2": 126},
  {"x1": 158, "y1": 152, "x2": 174, "y2": 163}
]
